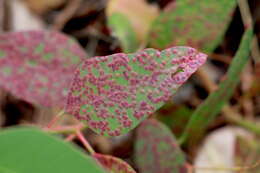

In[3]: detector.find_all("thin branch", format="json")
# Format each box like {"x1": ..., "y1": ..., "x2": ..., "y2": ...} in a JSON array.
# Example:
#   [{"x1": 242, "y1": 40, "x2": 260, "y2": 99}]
[
  {"x1": 52, "y1": 0, "x2": 82, "y2": 30},
  {"x1": 238, "y1": 0, "x2": 253, "y2": 28},
  {"x1": 44, "y1": 124, "x2": 85, "y2": 134},
  {"x1": 46, "y1": 110, "x2": 65, "y2": 128},
  {"x1": 238, "y1": 0, "x2": 260, "y2": 66},
  {"x1": 65, "y1": 134, "x2": 77, "y2": 142},
  {"x1": 223, "y1": 106, "x2": 260, "y2": 135},
  {"x1": 76, "y1": 129, "x2": 95, "y2": 155}
]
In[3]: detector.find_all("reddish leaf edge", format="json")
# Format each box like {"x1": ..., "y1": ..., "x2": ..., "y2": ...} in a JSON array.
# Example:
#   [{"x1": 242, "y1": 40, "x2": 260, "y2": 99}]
[{"x1": 94, "y1": 153, "x2": 137, "y2": 173}]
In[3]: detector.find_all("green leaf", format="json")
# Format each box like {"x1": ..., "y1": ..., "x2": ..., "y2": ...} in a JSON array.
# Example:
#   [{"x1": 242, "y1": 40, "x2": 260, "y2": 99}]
[
  {"x1": 66, "y1": 46, "x2": 207, "y2": 136},
  {"x1": 106, "y1": 0, "x2": 159, "y2": 52},
  {"x1": 180, "y1": 29, "x2": 254, "y2": 145},
  {"x1": 149, "y1": 0, "x2": 237, "y2": 53},
  {"x1": 108, "y1": 13, "x2": 139, "y2": 53},
  {"x1": 135, "y1": 119, "x2": 187, "y2": 173},
  {"x1": 94, "y1": 153, "x2": 136, "y2": 173},
  {"x1": 0, "y1": 127, "x2": 106, "y2": 173},
  {"x1": 0, "y1": 166, "x2": 17, "y2": 173},
  {"x1": 156, "y1": 104, "x2": 193, "y2": 138}
]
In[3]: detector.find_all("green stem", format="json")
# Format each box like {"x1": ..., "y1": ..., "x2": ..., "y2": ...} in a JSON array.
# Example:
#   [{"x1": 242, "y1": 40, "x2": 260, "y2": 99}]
[
  {"x1": 238, "y1": 0, "x2": 260, "y2": 64},
  {"x1": 179, "y1": 28, "x2": 253, "y2": 145},
  {"x1": 223, "y1": 106, "x2": 260, "y2": 135},
  {"x1": 238, "y1": 0, "x2": 253, "y2": 28}
]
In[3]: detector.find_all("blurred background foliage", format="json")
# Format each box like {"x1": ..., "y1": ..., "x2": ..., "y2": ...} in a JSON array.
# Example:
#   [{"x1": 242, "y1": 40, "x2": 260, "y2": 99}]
[{"x1": 0, "y1": 0, "x2": 259, "y2": 172}]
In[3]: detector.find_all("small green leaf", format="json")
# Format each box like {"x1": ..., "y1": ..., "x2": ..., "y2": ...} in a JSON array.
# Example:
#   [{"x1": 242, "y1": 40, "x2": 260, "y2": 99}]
[
  {"x1": 66, "y1": 46, "x2": 207, "y2": 136},
  {"x1": 106, "y1": 0, "x2": 159, "y2": 52},
  {"x1": 180, "y1": 29, "x2": 254, "y2": 145},
  {"x1": 0, "y1": 127, "x2": 106, "y2": 173},
  {"x1": 149, "y1": 0, "x2": 237, "y2": 53},
  {"x1": 135, "y1": 119, "x2": 187, "y2": 173},
  {"x1": 108, "y1": 13, "x2": 139, "y2": 53},
  {"x1": 94, "y1": 153, "x2": 136, "y2": 173}
]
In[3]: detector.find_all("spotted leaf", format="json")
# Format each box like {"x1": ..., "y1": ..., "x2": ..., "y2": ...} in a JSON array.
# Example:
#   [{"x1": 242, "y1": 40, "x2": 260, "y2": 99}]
[
  {"x1": 66, "y1": 46, "x2": 207, "y2": 136},
  {"x1": 135, "y1": 119, "x2": 187, "y2": 173},
  {"x1": 0, "y1": 30, "x2": 86, "y2": 107},
  {"x1": 94, "y1": 153, "x2": 136, "y2": 173},
  {"x1": 149, "y1": 0, "x2": 237, "y2": 53}
]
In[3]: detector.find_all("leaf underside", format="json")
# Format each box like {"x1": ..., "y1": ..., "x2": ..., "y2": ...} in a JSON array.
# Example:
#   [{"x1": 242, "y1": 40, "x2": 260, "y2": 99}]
[
  {"x1": 94, "y1": 153, "x2": 136, "y2": 173},
  {"x1": 149, "y1": 0, "x2": 237, "y2": 53},
  {"x1": 135, "y1": 119, "x2": 187, "y2": 173},
  {"x1": 66, "y1": 46, "x2": 207, "y2": 137},
  {"x1": 0, "y1": 30, "x2": 86, "y2": 107}
]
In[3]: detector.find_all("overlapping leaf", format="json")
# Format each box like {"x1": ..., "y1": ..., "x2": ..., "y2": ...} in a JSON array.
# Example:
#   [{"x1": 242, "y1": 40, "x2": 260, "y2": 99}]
[
  {"x1": 107, "y1": 13, "x2": 139, "y2": 53},
  {"x1": 0, "y1": 127, "x2": 106, "y2": 173},
  {"x1": 149, "y1": 0, "x2": 237, "y2": 53},
  {"x1": 94, "y1": 153, "x2": 136, "y2": 173},
  {"x1": 0, "y1": 30, "x2": 86, "y2": 107},
  {"x1": 157, "y1": 104, "x2": 193, "y2": 138},
  {"x1": 66, "y1": 46, "x2": 207, "y2": 136},
  {"x1": 106, "y1": 0, "x2": 159, "y2": 52},
  {"x1": 135, "y1": 119, "x2": 187, "y2": 173}
]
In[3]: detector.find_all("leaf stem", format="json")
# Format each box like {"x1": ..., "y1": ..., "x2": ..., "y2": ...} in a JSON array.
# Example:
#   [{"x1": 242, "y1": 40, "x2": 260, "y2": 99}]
[
  {"x1": 238, "y1": 0, "x2": 253, "y2": 28},
  {"x1": 76, "y1": 129, "x2": 95, "y2": 155},
  {"x1": 44, "y1": 124, "x2": 86, "y2": 134},
  {"x1": 223, "y1": 106, "x2": 260, "y2": 135},
  {"x1": 46, "y1": 110, "x2": 65, "y2": 128},
  {"x1": 196, "y1": 67, "x2": 260, "y2": 135},
  {"x1": 65, "y1": 134, "x2": 77, "y2": 142},
  {"x1": 238, "y1": 0, "x2": 260, "y2": 65}
]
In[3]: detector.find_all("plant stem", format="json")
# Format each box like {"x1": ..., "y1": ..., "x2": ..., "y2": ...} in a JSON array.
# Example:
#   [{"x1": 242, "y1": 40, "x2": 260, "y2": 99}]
[
  {"x1": 223, "y1": 106, "x2": 260, "y2": 135},
  {"x1": 180, "y1": 29, "x2": 254, "y2": 144},
  {"x1": 46, "y1": 110, "x2": 65, "y2": 128},
  {"x1": 238, "y1": 0, "x2": 253, "y2": 28},
  {"x1": 238, "y1": 0, "x2": 260, "y2": 64},
  {"x1": 65, "y1": 134, "x2": 77, "y2": 142},
  {"x1": 197, "y1": 67, "x2": 260, "y2": 135},
  {"x1": 76, "y1": 129, "x2": 95, "y2": 155},
  {"x1": 45, "y1": 124, "x2": 86, "y2": 134},
  {"x1": 251, "y1": 35, "x2": 260, "y2": 64}
]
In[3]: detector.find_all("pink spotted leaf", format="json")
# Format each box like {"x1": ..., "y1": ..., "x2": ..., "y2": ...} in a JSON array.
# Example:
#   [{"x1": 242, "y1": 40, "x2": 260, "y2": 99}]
[
  {"x1": 94, "y1": 153, "x2": 136, "y2": 173},
  {"x1": 0, "y1": 30, "x2": 86, "y2": 107},
  {"x1": 66, "y1": 46, "x2": 207, "y2": 136},
  {"x1": 149, "y1": 0, "x2": 237, "y2": 53},
  {"x1": 135, "y1": 119, "x2": 188, "y2": 173}
]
